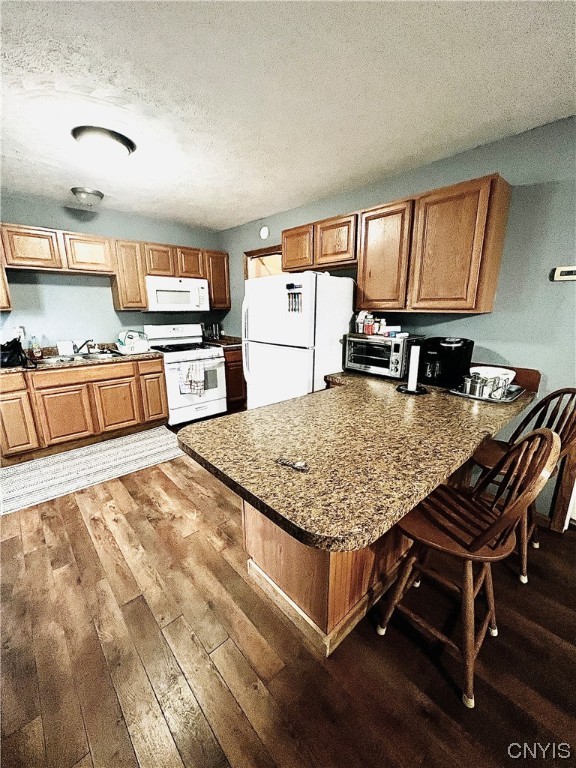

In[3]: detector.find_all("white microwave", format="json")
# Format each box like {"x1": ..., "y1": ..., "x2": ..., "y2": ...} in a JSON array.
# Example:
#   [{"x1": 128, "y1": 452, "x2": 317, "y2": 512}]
[{"x1": 145, "y1": 276, "x2": 210, "y2": 312}]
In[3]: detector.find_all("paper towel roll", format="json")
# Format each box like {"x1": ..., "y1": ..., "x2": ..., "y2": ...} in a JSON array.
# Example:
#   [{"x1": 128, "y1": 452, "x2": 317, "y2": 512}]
[{"x1": 407, "y1": 345, "x2": 420, "y2": 392}]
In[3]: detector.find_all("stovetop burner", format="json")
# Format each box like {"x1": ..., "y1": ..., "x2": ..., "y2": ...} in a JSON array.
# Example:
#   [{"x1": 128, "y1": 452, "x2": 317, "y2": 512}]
[{"x1": 150, "y1": 342, "x2": 213, "y2": 353}]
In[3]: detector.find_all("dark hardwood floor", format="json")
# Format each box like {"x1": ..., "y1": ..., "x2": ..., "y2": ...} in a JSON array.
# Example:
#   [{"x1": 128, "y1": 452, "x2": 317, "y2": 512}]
[{"x1": 1, "y1": 454, "x2": 575, "y2": 768}]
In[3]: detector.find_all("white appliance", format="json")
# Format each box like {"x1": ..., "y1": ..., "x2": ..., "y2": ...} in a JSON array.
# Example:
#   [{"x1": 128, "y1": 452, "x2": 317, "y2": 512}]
[
  {"x1": 116, "y1": 330, "x2": 150, "y2": 355},
  {"x1": 144, "y1": 324, "x2": 226, "y2": 425},
  {"x1": 242, "y1": 272, "x2": 354, "y2": 410},
  {"x1": 145, "y1": 276, "x2": 210, "y2": 312}
]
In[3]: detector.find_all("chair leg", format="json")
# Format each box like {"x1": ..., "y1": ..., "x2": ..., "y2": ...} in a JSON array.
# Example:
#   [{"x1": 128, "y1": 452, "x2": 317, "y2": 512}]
[
  {"x1": 484, "y1": 563, "x2": 498, "y2": 637},
  {"x1": 461, "y1": 560, "x2": 476, "y2": 708},
  {"x1": 376, "y1": 544, "x2": 419, "y2": 636},
  {"x1": 519, "y1": 510, "x2": 529, "y2": 584},
  {"x1": 528, "y1": 502, "x2": 540, "y2": 549}
]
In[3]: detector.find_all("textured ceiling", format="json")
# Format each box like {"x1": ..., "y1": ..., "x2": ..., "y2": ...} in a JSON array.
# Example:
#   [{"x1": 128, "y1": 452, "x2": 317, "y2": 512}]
[{"x1": 1, "y1": 2, "x2": 574, "y2": 230}]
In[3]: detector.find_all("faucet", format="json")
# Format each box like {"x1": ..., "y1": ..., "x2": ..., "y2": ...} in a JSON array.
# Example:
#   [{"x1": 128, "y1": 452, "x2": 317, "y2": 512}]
[{"x1": 73, "y1": 339, "x2": 94, "y2": 354}]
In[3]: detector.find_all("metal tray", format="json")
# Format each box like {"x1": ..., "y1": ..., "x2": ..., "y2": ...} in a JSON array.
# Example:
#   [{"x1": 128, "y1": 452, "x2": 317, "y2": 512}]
[{"x1": 449, "y1": 384, "x2": 526, "y2": 403}]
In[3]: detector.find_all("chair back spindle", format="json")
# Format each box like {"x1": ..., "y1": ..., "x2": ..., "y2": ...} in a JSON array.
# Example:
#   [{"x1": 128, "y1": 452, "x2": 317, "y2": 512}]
[
  {"x1": 469, "y1": 429, "x2": 560, "y2": 552},
  {"x1": 508, "y1": 389, "x2": 576, "y2": 460}
]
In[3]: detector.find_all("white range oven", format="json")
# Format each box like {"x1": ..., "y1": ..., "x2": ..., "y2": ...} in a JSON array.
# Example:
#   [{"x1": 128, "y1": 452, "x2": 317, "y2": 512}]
[{"x1": 144, "y1": 324, "x2": 227, "y2": 425}]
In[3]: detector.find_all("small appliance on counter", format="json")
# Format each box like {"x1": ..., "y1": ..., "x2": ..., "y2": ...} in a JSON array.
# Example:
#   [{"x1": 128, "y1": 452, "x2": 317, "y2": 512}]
[
  {"x1": 116, "y1": 330, "x2": 150, "y2": 355},
  {"x1": 418, "y1": 337, "x2": 474, "y2": 390},
  {"x1": 344, "y1": 333, "x2": 424, "y2": 379}
]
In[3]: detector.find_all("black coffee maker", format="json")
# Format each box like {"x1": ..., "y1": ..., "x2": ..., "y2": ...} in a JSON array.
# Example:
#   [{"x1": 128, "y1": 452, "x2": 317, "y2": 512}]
[{"x1": 418, "y1": 337, "x2": 474, "y2": 389}]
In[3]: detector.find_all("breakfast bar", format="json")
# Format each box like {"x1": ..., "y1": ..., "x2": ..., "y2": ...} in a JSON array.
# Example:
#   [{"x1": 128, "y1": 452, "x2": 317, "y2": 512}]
[{"x1": 178, "y1": 373, "x2": 535, "y2": 655}]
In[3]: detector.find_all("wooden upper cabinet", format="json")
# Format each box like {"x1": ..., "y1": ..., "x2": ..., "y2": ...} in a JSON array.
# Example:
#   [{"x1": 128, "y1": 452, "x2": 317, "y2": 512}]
[
  {"x1": 144, "y1": 243, "x2": 175, "y2": 276},
  {"x1": 112, "y1": 240, "x2": 147, "y2": 310},
  {"x1": 1, "y1": 224, "x2": 63, "y2": 270},
  {"x1": 357, "y1": 201, "x2": 413, "y2": 310},
  {"x1": 176, "y1": 247, "x2": 205, "y2": 278},
  {"x1": 62, "y1": 232, "x2": 114, "y2": 273},
  {"x1": 282, "y1": 224, "x2": 314, "y2": 271},
  {"x1": 314, "y1": 215, "x2": 357, "y2": 267},
  {"x1": 408, "y1": 175, "x2": 508, "y2": 312},
  {"x1": 204, "y1": 250, "x2": 231, "y2": 309},
  {"x1": 0, "y1": 238, "x2": 11, "y2": 311}
]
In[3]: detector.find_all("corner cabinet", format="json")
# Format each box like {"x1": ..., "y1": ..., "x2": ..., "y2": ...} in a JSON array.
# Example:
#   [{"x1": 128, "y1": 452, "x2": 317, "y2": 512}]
[
  {"x1": 357, "y1": 174, "x2": 511, "y2": 313},
  {"x1": 204, "y1": 250, "x2": 231, "y2": 309}
]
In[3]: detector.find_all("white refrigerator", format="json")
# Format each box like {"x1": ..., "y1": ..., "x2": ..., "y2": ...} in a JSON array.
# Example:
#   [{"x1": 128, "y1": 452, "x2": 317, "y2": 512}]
[{"x1": 242, "y1": 272, "x2": 354, "y2": 409}]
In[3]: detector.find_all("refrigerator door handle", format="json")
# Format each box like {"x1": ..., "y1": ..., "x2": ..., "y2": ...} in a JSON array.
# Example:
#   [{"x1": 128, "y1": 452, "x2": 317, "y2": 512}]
[
  {"x1": 242, "y1": 341, "x2": 250, "y2": 382},
  {"x1": 242, "y1": 295, "x2": 249, "y2": 340}
]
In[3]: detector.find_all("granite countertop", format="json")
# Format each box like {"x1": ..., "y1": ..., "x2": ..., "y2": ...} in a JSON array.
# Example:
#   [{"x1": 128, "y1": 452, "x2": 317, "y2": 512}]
[
  {"x1": 207, "y1": 335, "x2": 242, "y2": 348},
  {"x1": 1, "y1": 350, "x2": 163, "y2": 374},
  {"x1": 178, "y1": 372, "x2": 534, "y2": 552}
]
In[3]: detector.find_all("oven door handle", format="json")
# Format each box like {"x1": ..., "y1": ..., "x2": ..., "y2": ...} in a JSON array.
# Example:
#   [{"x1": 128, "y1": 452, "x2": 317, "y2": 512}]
[{"x1": 202, "y1": 359, "x2": 225, "y2": 370}]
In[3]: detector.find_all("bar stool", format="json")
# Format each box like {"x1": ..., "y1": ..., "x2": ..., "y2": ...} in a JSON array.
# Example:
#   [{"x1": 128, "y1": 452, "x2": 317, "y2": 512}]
[
  {"x1": 375, "y1": 428, "x2": 560, "y2": 708},
  {"x1": 472, "y1": 388, "x2": 576, "y2": 583}
]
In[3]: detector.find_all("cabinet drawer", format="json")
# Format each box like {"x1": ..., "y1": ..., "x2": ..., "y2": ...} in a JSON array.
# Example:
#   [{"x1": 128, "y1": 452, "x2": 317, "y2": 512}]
[
  {"x1": 138, "y1": 358, "x2": 164, "y2": 375},
  {"x1": 0, "y1": 371, "x2": 27, "y2": 393},
  {"x1": 32, "y1": 362, "x2": 136, "y2": 389}
]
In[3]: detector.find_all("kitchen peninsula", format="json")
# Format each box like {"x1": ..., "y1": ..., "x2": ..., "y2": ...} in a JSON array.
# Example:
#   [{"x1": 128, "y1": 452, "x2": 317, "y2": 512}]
[{"x1": 178, "y1": 373, "x2": 535, "y2": 655}]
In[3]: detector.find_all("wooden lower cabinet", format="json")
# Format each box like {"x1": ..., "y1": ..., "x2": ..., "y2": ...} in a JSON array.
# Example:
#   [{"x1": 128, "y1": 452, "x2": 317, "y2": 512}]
[
  {"x1": 35, "y1": 384, "x2": 95, "y2": 445},
  {"x1": 243, "y1": 501, "x2": 411, "y2": 655},
  {"x1": 224, "y1": 347, "x2": 246, "y2": 411},
  {"x1": 140, "y1": 371, "x2": 169, "y2": 421},
  {"x1": 1, "y1": 358, "x2": 169, "y2": 460},
  {"x1": 0, "y1": 390, "x2": 40, "y2": 455},
  {"x1": 92, "y1": 377, "x2": 141, "y2": 431}
]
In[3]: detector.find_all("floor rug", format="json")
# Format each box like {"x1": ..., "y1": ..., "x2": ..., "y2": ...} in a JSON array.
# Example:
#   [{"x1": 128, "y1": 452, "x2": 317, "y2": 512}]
[{"x1": 1, "y1": 426, "x2": 184, "y2": 515}]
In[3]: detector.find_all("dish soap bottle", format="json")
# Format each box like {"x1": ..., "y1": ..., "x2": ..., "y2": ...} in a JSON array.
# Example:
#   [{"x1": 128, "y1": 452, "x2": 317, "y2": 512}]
[{"x1": 28, "y1": 335, "x2": 43, "y2": 360}]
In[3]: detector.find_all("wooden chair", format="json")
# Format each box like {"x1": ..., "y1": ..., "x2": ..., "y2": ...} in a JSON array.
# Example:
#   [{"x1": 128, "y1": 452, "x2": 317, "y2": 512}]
[
  {"x1": 375, "y1": 428, "x2": 560, "y2": 709},
  {"x1": 472, "y1": 388, "x2": 576, "y2": 583}
]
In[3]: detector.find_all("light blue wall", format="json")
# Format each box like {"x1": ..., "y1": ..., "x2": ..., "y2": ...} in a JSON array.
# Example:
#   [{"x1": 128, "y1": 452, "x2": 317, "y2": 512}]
[
  {"x1": 219, "y1": 118, "x2": 576, "y2": 397},
  {"x1": 0, "y1": 195, "x2": 227, "y2": 347}
]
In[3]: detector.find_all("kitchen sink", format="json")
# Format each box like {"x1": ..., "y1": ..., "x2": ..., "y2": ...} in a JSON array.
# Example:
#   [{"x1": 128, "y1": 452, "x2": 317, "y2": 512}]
[{"x1": 35, "y1": 352, "x2": 120, "y2": 366}]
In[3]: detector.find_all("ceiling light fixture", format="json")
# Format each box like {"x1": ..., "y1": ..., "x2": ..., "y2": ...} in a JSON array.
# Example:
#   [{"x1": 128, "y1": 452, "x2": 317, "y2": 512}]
[
  {"x1": 70, "y1": 187, "x2": 104, "y2": 208},
  {"x1": 71, "y1": 125, "x2": 136, "y2": 159}
]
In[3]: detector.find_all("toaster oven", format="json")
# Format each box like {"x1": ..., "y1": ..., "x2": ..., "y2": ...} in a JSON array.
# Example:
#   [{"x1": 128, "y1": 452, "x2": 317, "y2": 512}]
[{"x1": 344, "y1": 334, "x2": 424, "y2": 379}]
